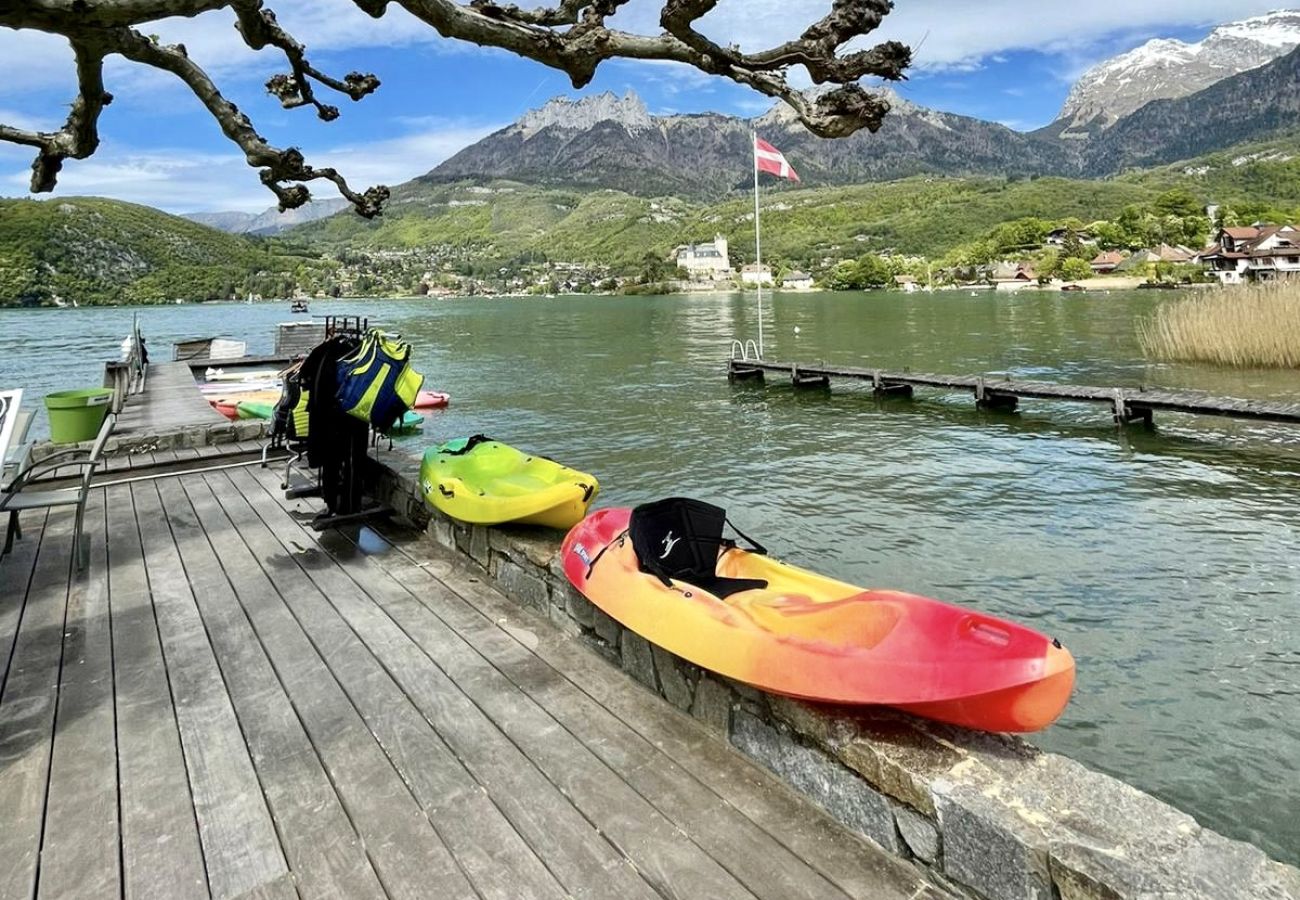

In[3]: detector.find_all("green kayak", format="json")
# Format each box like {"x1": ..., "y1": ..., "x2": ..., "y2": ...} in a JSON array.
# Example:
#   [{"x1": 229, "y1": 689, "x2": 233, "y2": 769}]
[{"x1": 420, "y1": 435, "x2": 599, "y2": 528}]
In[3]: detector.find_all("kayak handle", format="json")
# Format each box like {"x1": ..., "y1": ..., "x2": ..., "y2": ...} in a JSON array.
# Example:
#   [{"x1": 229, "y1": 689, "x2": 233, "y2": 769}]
[
  {"x1": 579, "y1": 482, "x2": 595, "y2": 503},
  {"x1": 438, "y1": 484, "x2": 454, "y2": 498}
]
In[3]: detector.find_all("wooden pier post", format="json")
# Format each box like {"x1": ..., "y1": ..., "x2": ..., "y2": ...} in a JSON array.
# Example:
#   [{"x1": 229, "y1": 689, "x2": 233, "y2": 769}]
[
  {"x1": 727, "y1": 360, "x2": 764, "y2": 383},
  {"x1": 791, "y1": 365, "x2": 830, "y2": 390},
  {"x1": 974, "y1": 377, "x2": 1019, "y2": 412},
  {"x1": 871, "y1": 371, "x2": 914, "y2": 399},
  {"x1": 1112, "y1": 391, "x2": 1154, "y2": 427}
]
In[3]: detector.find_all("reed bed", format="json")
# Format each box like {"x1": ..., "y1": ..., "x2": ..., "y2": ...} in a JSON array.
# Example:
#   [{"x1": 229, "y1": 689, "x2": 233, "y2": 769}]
[{"x1": 1138, "y1": 280, "x2": 1300, "y2": 368}]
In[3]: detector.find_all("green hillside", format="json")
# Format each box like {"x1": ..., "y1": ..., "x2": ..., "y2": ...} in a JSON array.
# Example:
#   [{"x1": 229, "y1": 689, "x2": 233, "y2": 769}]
[
  {"x1": 1123, "y1": 131, "x2": 1300, "y2": 222},
  {"x1": 293, "y1": 174, "x2": 1162, "y2": 268},
  {"x1": 0, "y1": 197, "x2": 334, "y2": 306}
]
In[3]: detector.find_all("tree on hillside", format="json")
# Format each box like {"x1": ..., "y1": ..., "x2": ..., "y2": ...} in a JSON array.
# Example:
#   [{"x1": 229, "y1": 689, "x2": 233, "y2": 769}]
[{"x1": 1, "y1": 0, "x2": 910, "y2": 216}]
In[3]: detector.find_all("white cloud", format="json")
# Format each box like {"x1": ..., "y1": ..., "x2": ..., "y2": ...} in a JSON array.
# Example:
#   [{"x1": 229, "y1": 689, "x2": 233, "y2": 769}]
[
  {"x1": 609, "y1": 0, "x2": 1290, "y2": 68},
  {"x1": 0, "y1": 117, "x2": 504, "y2": 213}
]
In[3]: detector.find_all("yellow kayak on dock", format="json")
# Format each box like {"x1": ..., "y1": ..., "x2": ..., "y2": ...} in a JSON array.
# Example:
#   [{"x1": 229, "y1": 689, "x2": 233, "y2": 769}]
[{"x1": 420, "y1": 435, "x2": 599, "y2": 528}]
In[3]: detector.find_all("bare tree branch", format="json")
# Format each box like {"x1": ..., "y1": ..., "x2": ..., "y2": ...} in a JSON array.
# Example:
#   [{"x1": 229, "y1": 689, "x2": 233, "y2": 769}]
[{"x1": 0, "y1": 0, "x2": 910, "y2": 214}]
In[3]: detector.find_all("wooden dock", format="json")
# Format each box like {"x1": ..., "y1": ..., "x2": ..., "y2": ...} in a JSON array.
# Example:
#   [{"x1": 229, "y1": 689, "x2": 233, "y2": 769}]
[
  {"x1": 113, "y1": 360, "x2": 228, "y2": 437},
  {"x1": 0, "y1": 455, "x2": 939, "y2": 900},
  {"x1": 729, "y1": 358, "x2": 1300, "y2": 427}
]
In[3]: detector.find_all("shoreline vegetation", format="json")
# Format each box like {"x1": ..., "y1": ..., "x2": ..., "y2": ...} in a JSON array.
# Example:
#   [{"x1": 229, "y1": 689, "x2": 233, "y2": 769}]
[{"x1": 1139, "y1": 281, "x2": 1300, "y2": 369}]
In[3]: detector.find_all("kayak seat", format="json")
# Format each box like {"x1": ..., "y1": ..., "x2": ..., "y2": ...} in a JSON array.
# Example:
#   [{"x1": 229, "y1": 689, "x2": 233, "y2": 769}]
[{"x1": 629, "y1": 497, "x2": 769, "y2": 600}]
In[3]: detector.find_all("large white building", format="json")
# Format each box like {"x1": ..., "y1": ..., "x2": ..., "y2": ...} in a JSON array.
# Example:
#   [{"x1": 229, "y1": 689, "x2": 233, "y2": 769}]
[
  {"x1": 1201, "y1": 225, "x2": 1300, "y2": 284},
  {"x1": 675, "y1": 234, "x2": 733, "y2": 280}
]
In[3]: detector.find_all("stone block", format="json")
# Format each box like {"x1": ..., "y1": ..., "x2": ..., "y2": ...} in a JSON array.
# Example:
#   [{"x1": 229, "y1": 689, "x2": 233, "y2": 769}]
[
  {"x1": 591, "y1": 607, "x2": 622, "y2": 647},
  {"x1": 428, "y1": 516, "x2": 456, "y2": 551},
  {"x1": 494, "y1": 558, "x2": 549, "y2": 612},
  {"x1": 547, "y1": 602, "x2": 582, "y2": 638},
  {"x1": 895, "y1": 803, "x2": 940, "y2": 865},
  {"x1": 468, "y1": 525, "x2": 490, "y2": 567},
  {"x1": 620, "y1": 630, "x2": 657, "y2": 691},
  {"x1": 650, "y1": 645, "x2": 694, "y2": 712},
  {"x1": 731, "y1": 713, "x2": 901, "y2": 853},
  {"x1": 836, "y1": 714, "x2": 965, "y2": 815},
  {"x1": 690, "y1": 676, "x2": 733, "y2": 734},
  {"x1": 557, "y1": 582, "x2": 594, "y2": 628},
  {"x1": 934, "y1": 779, "x2": 1052, "y2": 900}
]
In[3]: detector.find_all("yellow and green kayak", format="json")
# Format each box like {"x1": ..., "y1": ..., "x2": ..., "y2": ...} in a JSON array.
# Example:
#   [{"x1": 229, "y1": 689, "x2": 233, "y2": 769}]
[{"x1": 420, "y1": 435, "x2": 599, "y2": 528}]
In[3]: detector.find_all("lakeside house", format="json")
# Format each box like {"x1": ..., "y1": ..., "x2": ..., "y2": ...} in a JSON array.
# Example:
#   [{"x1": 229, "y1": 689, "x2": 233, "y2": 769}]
[
  {"x1": 992, "y1": 261, "x2": 1036, "y2": 291},
  {"x1": 1200, "y1": 224, "x2": 1300, "y2": 284},
  {"x1": 893, "y1": 274, "x2": 919, "y2": 293},
  {"x1": 740, "y1": 263, "x2": 774, "y2": 285},
  {"x1": 1046, "y1": 228, "x2": 1097, "y2": 247},
  {"x1": 781, "y1": 271, "x2": 814, "y2": 291},
  {"x1": 674, "y1": 234, "x2": 734, "y2": 281},
  {"x1": 1090, "y1": 250, "x2": 1126, "y2": 274}
]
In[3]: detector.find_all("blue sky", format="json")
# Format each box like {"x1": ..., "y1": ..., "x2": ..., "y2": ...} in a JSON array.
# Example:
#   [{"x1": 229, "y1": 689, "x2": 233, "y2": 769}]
[{"x1": 0, "y1": 1, "x2": 1293, "y2": 212}]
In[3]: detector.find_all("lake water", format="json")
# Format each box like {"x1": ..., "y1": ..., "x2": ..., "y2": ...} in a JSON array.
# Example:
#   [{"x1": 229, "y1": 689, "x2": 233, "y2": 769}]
[{"x1": 2, "y1": 291, "x2": 1298, "y2": 862}]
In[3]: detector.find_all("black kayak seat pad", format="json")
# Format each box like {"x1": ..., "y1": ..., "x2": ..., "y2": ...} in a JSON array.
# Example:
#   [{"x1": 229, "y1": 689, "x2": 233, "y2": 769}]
[{"x1": 628, "y1": 497, "x2": 769, "y2": 600}]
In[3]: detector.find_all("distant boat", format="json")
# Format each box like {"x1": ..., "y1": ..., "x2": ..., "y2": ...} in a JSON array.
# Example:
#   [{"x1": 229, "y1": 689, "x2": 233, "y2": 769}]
[{"x1": 290, "y1": 299, "x2": 309, "y2": 313}]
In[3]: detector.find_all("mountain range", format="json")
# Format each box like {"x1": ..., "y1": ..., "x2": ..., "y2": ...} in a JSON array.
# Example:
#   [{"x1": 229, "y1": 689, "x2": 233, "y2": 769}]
[
  {"x1": 1048, "y1": 9, "x2": 1300, "y2": 138},
  {"x1": 175, "y1": 10, "x2": 1300, "y2": 223}
]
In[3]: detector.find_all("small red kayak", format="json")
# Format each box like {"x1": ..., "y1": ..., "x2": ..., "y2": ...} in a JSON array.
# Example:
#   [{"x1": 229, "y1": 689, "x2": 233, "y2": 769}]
[
  {"x1": 414, "y1": 390, "x2": 450, "y2": 410},
  {"x1": 562, "y1": 503, "x2": 1075, "y2": 733}
]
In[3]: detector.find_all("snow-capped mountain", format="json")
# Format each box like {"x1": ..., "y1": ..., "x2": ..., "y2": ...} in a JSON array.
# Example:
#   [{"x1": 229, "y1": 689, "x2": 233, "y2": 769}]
[
  {"x1": 185, "y1": 198, "x2": 349, "y2": 235},
  {"x1": 1053, "y1": 9, "x2": 1300, "y2": 137}
]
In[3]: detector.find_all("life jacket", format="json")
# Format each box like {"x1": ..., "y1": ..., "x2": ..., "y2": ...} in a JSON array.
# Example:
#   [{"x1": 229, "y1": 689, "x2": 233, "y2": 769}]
[
  {"x1": 272, "y1": 364, "x2": 312, "y2": 442},
  {"x1": 627, "y1": 498, "x2": 769, "y2": 599},
  {"x1": 335, "y1": 329, "x2": 424, "y2": 432}
]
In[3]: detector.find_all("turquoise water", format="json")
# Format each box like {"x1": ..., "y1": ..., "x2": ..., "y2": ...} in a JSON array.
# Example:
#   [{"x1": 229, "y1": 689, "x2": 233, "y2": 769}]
[{"x1": 2, "y1": 292, "x2": 1298, "y2": 862}]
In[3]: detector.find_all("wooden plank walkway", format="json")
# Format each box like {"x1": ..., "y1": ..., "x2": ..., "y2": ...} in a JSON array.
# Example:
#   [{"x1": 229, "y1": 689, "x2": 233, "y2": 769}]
[
  {"x1": 0, "y1": 461, "x2": 942, "y2": 900},
  {"x1": 730, "y1": 358, "x2": 1300, "y2": 426},
  {"x1": 114, "y1": 361, "x2": 227, "y2": 437}
]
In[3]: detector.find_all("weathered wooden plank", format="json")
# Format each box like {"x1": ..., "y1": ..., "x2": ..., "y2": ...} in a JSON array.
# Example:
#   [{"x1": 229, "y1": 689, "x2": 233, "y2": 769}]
[
  {"x1": 0, "y1": 507, "x2": 65, "y2": 900},
  {"x1": 174, "y1": 473, "x2": 475, "y2": 900},
  {"x1": 205, "y1": 470, "x2": 567, "y2": 900},
  {"x1": 103, "y1": 482, "x2": 209, "y2": 900},
  {"x1": 312, "y1": 505, "x2": 900, "y2": 900},
  {"x1": 38, "y1": 494, "x2": 121, "y2": 900},
  {"x1": 114, "y1": 362, "x2": 226, "y2": 439},
  {"x1": 370, "y1": 521, "x2": 939, "y2": 900},
  {"x1": 232, "y1": 468, "x2": 662, "y2": 900},
  {"x1": 0, "y1": 507, "x2": 44, "y2": 693},
  {"x1": 237, "y1": 469, "x2": 756, "y2": 900},
  {"x1": 349, "y1": 537, "x2": 853, "y2": 899},
  {"x1": 130, "y1": 481, "x2": 291, "y2": 900},
  {"x1": 152, "y1": 475, "x2": 386, "y2": 900}
]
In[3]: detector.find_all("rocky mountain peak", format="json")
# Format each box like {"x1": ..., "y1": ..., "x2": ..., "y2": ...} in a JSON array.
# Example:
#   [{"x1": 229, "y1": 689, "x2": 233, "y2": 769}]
[
  {"x1": 1056, "y1": 9, "x2": 1300, "y2": 135},
  {"x1": 515, "y1": 90, "x2": 652, "y2": 137}
]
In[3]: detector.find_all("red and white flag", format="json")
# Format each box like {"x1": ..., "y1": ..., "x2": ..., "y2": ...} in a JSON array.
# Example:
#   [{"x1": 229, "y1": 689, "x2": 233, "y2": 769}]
[{"x1": 754, "y1": 136, "x2": 800, "y2": 182}]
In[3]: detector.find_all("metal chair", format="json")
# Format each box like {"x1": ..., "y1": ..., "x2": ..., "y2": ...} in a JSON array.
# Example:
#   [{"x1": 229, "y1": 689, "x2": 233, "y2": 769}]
[{"x1": 1, "y1": 413, "x2": 116, "y2": 571}]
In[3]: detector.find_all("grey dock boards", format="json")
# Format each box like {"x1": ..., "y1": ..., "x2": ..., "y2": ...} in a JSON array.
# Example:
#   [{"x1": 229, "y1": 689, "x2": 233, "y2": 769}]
[
  {"x1": 104, "y1": 482, "x2": 210, "y2": 900},
  {"x1": 0, "y1": 454, "x2": 937, "y2": 900},
  {"x1": 173, "y1": 474, "x2": 478, "y2": 900},
  {"x1": 347, "y1": 518, "x2": 936, "y2": 900},
  {"x1": 130, "y1": 480, "x2": 292, "y2": 900},
  {"x1": 115, "y1": 361, "x2": 227, "y2": 437},
  {"x1": 728, "y1": 358, "x2": 1300, "y2": 428},
  {"x1": 198, "y1": 470, "x2": 569, "y2": 900},
  {"x1": 38, "y1": 494, "x2": 119, "y2": 900},
  {"x1": 154, "y1": 474, "x2": 388, "y2": 900},
  {"x1": 236, "y1": 464, "x2": 936, "y2": 900},
  {"x1": 0, "y1": 507, "x2": 64, "y2": 900}
]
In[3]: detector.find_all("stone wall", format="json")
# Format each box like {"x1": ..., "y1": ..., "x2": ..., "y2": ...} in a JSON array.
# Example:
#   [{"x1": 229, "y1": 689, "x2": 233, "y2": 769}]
[{"x1": 371, "y1": 446, "x2": 1300, "y2": 900}]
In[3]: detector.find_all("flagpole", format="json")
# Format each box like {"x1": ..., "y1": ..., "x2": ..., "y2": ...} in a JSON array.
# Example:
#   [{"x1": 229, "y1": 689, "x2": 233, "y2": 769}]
[{"x1": 752, "y1": 130, "x2": 763, "y2": 359}]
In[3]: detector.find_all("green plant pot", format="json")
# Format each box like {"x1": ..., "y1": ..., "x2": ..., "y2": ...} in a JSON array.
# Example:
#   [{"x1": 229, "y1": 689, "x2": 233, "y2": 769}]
[{"x1": 44, "y1": 388, "x2": 114, "y2": 443}]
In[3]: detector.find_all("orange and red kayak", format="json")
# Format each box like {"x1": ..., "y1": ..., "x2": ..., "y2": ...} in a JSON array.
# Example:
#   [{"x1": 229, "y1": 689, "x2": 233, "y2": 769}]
[{"x1": 562, "y1": 507, "x2": 1075, "y2": 733}]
